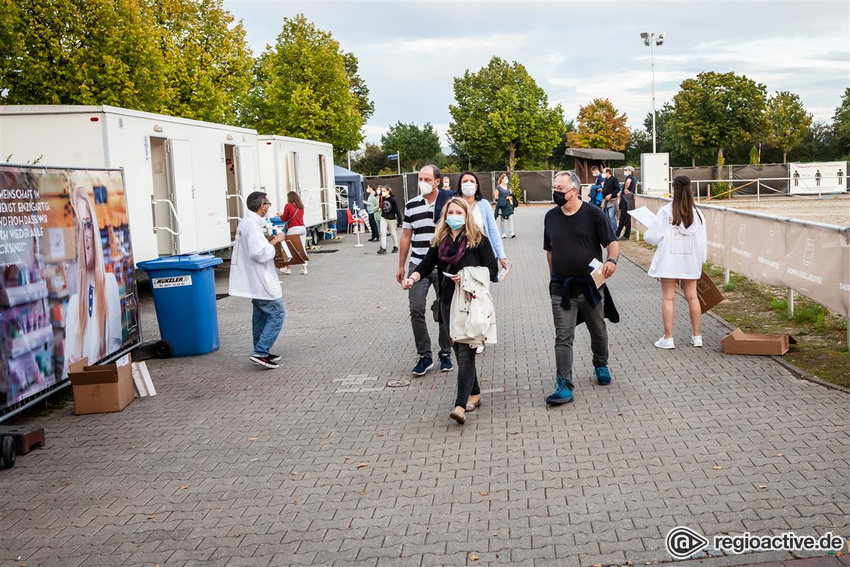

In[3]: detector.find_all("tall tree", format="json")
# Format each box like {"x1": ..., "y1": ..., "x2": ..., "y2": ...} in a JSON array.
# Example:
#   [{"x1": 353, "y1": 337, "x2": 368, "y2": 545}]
[
  {"x1": 567, "y1": 98, "x2": 631, "y2": 151},
  {"x1": 766, "y1": 91, "x2": 812, "y2": 163},
  {"x1": 0, "y1": 0, "x2": 168, "y2": 111},
  {"x1": 380, "y1": 122, "x2": 441, "y2": 171},
  {"x1": 242, "y1": 14, "x2": 371, "y2": 159},
  {"x1": 832, "y1": 88, "x2": 850, "y2": 159},
  {"x1": 669, "y1": 71, "x2": 769, "y2": 167},
  {"x1": 448, "y1": 57, "x2": 563, "y2": 188},
  {"x1": 146, "y1": 0, "x2": 254, "y2": 124}
]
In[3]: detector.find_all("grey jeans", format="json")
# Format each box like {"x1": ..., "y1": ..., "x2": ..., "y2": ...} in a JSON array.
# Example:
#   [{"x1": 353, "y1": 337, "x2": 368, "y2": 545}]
[
  {"x1": 408, "y1": 263, "x2": 452, "y2": 359},
  {"x1": 551, "y1": 293, "x2": 608, "y2": 389}
]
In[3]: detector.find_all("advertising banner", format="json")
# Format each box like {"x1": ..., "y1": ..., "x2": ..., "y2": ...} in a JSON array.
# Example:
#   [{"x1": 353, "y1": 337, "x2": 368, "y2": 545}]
[
  {"x1": 0, "y1": 166, "x2": 140, "y2": 413},
  {"x1": 789, "y1": 161, "x2": 847, "y2": 194},
  {"x1": 782, "y1": 223, "x2": 850, "y2": 317}
]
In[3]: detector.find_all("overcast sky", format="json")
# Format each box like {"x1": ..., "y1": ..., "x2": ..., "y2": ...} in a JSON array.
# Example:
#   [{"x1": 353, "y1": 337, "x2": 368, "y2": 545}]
[{"x1": 224, "y1": 1, "x2": 850, "y2": 147}]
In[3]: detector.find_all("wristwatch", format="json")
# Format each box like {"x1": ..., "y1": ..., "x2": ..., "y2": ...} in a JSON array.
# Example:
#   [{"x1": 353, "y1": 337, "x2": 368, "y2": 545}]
[{"x1": 606, "y1": 257, "x2": 618, "y2": 265}]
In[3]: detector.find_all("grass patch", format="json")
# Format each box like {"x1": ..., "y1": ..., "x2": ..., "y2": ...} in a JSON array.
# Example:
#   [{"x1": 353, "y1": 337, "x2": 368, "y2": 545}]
[{"x1": 620, "y1": 237, "x2": 850, "y2": 389}]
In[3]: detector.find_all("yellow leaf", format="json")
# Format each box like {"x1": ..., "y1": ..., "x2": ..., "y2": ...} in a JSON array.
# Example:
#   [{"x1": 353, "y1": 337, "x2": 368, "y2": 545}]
[
  {"x1": 713, "y1": 465, "x2": 723, "y2": 470},
  {"x1": 248, "y1": 436, "x2": 259, "y2": 441},
  {"x1": 509, "y1": 431, "x2": 518, "y2": 435},
  {"x1": 180, "y1": 485, "x2": 189, "y2": 490},
  {"x1": 478, "y1": 491, "x2": 489, "y2": 497},
  {"x1": 468, "y1": 553, "x2": 479, "y2": 561},
  {"x1": 356, "y1": 462, "x2": 369, "y2": 469}
]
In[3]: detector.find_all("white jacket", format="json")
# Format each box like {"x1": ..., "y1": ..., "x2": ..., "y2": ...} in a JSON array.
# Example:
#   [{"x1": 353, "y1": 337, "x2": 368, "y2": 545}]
[
  {"x1": 449, "y1": 266, "x2": 497, "y2": 347},
  {"x1": 644, "y1": 203, "x2": 707, "y2": 279},
  {"x1": 229, "y1": 211, "x2": 282, "y2": 300}
]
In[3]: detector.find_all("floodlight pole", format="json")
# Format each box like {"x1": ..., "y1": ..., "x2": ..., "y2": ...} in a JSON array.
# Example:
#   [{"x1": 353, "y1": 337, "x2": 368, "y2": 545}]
[
  {"x1": 397, "y1": 150, "x2": 401, "y2": 175},
  {"x1": 650, "y1": 34, "x2": 657, "y2": 154}
]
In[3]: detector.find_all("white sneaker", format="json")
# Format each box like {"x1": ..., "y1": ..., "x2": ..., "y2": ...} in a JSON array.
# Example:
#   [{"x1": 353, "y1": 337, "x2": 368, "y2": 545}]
[
  {"x1": 501, "y1": 234, "x2": 507, "y2": 239},
  {"x1": 475, "y1": 345, "x2": 485, "y2": 354},
  {"x1": 654, "y1": 337, "x2": 675, "y2": 349},
  {"x1": 300, "y1": 267, "x2": 308, "y2": 275},
  {"x1": 691, "y1": 335, "x2": 703, "y2": 347},
  {"x1": 279, "y1": 267, "x2": 291, "y2": 275}
]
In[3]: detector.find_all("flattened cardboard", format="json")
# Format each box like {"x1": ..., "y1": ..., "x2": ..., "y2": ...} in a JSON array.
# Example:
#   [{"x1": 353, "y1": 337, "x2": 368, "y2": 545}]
[
  {"x1": 694, "y1": 270, "x2": 724, "y2": 314},
  {"x1": 68, "y1": 356, "x2": 135, "y2": 414},
  {"x1": 720, "y1": 328, "x2": 796, "y2": 356},
  {"x1": 265, "y1": 235, "x2": 293, "y2": 268},
  {"x1": 280, "y1": 234, "x2": 309, "y2": 266}
]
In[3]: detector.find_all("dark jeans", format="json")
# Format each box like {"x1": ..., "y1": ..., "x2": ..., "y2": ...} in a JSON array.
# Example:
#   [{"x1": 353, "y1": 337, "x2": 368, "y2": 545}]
[
  {"x1": 408, "y1": 263, "x2": 451, "y2": 359},
  {"x1": 441, "y1": 302, "x2": 480, "y2": 408},
  {"x1": 550, "y1": 292, "x2": 608, "y2": 390},
  {"x1": 367, "y1": 212, "x2": 379, "y2": 239}
]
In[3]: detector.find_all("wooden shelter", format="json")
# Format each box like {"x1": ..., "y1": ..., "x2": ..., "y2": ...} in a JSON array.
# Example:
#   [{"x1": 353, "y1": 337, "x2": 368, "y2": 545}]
[{"x1": 565, "y1": 148, "x2": 626, "y2": 184}]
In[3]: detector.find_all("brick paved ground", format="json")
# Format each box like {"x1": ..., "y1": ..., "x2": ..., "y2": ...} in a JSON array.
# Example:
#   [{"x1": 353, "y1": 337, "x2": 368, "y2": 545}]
[{"x1": 1, "y1": 206, "x2": 848, "y2": 567}]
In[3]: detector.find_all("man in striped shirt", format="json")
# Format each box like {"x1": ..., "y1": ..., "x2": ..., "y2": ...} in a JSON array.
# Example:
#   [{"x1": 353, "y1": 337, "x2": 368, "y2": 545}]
[{"x1": 396, "y1": 164, "x2": 454, "y2": 375}]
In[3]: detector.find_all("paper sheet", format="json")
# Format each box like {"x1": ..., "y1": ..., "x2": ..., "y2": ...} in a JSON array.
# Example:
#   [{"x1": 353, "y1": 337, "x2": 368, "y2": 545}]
[
  {"x1": 497, "y1": 260, "x2": 513, "y2": 283},
  {"x1": 589, "y1": 258, "x2": 607, "y2": 288},
  {"x1": 628, "y1": 206, "x2": 657, "y2": 229}
]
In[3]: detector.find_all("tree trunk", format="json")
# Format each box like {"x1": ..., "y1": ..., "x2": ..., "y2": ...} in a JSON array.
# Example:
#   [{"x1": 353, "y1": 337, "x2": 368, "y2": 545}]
[
  {"x1": 783, "y1": 150, "x2": 787, "y2": 163},
  {"x1": 692, "y1": 156, "x2": 696, "y2": 167}
]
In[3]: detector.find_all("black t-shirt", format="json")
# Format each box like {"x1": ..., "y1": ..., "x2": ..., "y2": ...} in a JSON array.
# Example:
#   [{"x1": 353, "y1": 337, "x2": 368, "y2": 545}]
[
  {"x1": 622, "y1": 174, "x2": 636, "y2": 194},
  {"x1": 602, "y1": 176, "x2": 620, "y2": 199},
  {"x1": 543, "y1": 203, "x2": 615, "y2": 295}
]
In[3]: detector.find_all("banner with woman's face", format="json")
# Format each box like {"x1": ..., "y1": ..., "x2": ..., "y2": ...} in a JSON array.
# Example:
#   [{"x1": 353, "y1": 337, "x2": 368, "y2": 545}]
[{"x1": 0, "y1": 165, "x2": 140, "y2": 413}]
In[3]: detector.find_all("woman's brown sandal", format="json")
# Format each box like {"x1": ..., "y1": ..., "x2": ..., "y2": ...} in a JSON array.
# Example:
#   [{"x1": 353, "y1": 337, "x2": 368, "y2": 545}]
[
  {"x1": 449, "y1": 406, "x2": 465, "y2": 424},
  {"x1": 465, "y1": 396, "x2": 482, "y2": 412}
]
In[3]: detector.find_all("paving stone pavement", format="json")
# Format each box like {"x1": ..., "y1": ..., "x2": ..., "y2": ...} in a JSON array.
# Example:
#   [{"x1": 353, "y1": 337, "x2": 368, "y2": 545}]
[{"x1": 1, "y1": 205, "x2": 848, "y2": 567}]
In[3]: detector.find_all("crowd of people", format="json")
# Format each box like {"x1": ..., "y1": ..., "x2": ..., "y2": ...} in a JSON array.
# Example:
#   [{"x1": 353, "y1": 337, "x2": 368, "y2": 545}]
[{"x1": 228, "y1": 166, "x2": 708, "y2": 423}]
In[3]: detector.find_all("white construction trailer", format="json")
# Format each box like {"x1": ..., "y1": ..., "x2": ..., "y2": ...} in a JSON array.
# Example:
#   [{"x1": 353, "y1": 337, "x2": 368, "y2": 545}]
[
  {"x1": 257, "y1": 135, "x2": 335, "y2": 229},
  {"x1": 0, "y1": 105, "x2": 260, "y2": 263}
]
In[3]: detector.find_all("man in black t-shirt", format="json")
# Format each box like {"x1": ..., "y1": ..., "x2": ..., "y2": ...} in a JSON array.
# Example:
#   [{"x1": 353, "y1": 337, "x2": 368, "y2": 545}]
[{"x1": 543, "y1": 171, "x2": 619, "y2": 405}]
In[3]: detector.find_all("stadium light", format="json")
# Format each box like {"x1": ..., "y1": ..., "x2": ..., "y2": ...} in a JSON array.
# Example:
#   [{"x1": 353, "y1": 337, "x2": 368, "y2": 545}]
[{"x1": 641, "y1": 31, "x2": 666, "y2": 153}]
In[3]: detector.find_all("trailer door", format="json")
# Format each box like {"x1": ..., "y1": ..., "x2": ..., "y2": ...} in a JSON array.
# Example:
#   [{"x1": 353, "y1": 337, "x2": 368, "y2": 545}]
[
  {"x1": 234, "y1": 145, "x2": 256, "y2": 197},
  {"x1": 167, "y1": 139, "x2": 199, "y2": 253}
]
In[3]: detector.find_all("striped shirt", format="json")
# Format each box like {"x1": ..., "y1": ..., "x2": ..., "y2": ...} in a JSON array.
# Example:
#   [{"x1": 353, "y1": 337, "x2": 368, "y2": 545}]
[{"x1": 402, "y1": 195, "x2": 437, "y2": 268}]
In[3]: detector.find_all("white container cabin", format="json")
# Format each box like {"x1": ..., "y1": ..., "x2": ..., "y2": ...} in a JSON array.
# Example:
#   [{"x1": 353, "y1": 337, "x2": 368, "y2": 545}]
[
  {"x1": 257, "y1": 135, "x2": 335, "y2": 229},
  {"x1": 0, "y1": 105, "x2": 260, "y2": 263}
]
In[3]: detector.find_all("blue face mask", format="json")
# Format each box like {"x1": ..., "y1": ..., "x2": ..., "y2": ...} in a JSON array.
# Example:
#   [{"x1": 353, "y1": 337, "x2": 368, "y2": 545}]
[{"x1": 446, "y1": 215, "x2": 466, "y2": 230}]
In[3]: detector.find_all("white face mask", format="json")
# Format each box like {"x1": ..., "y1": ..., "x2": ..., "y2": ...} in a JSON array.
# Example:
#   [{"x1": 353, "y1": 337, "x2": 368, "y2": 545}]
[
  {"x1": 418, "y1": 181, "x2": 434, "y2": 196},
  {"x1": 460, "y1": 182, "x2": 477, "y2": 196}
]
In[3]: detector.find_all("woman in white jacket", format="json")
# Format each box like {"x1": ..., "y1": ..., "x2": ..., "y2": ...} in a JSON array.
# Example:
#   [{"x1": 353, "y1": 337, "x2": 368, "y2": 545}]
[{"x1": 644, "y1": 175, "x2": 707, "y2": 349}]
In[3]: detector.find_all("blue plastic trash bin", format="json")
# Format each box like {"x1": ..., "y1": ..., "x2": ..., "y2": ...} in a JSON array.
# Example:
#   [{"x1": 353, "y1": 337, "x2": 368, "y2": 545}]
[{"x1": 137, "y1": 254, "x2": 223, "y2": 356}]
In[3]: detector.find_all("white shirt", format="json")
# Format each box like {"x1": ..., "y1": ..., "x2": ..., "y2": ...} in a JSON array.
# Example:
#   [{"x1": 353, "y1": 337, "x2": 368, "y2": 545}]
[
  {"x1": 645, "y1": 203, "x2": 708, "y2": 279},
  {"x1": 229, "y1": 211, "x2": 282, "y2": 301},
  {"x1": 63, "y1": 272, "x2": 122, "y2": 376}
]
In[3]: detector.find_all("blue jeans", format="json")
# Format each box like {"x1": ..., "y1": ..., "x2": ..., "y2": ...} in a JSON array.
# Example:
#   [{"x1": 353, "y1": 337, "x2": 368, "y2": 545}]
[
  {"x1": 251, "y1": 297, "x2": 285, "y2": 356},
  {"x1": 603, "y1": 202, "x2": 617, "y2": 235}
]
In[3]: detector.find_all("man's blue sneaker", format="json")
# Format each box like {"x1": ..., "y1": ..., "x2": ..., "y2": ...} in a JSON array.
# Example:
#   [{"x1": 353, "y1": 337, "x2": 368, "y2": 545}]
[
  {"x1": 412, "y1": 356, "x2": 434, "y2": 376},
  {"x1": 546, "y1": 376, "x2": 573, "y2": 405},
  {"x1": 439, "y1": 354, "x2": 453, "y2": 372},
  {"x1": 594, "y1": 366, "x2": 612, "y2": 385}
]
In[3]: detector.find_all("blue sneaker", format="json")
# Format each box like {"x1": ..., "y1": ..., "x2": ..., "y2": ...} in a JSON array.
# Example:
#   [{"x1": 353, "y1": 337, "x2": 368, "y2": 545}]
[
  {"x1": 439, "y1": 354, "x2": 453, "y2": 372},
  {"x1": 412, "y1": 356, "x2": 434, "y2": 376},
  {"x1": 594, "y1": 366, "x2": 612, "y2": 385},
  {"x1": 546, "y1": 377, "x2": 573, "y2": 405}
]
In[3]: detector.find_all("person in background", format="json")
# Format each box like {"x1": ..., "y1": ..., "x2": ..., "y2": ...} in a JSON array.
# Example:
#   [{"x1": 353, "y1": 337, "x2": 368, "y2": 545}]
[
  {"x1": 589, "y1": 165, "x2": 605, "y2": 206},
  {"x1": 616, "y1": 166, "x2": 636, "y2": 240},
  {"x1": 456, "y1": 171, "x2": 509, "y2": 270},
  {"x1": 644, "y1": 175, "x2": 707, "y2": 349},
  {"x1": 378, "y1": 186, "x2": 401, "y2": 255},
  {"x1": 229, "y1": 192, "x2": 287, "y2": 369},
  {"x1": 441, "y1": 176, "x2": 452, "y2": 191},
  {"x1": 544, "y1": 171, "x2": 619, "y2": 406},
  {"x1": 401, "y1": 198, "x2": 498, "y2": 424},
  {"x1": 601, "y1": 168, "x2": 620, "y2": 235},
  {"x1": 278, "y1": 191, "x2": 308, "y2": 275},
  {"x1": 493, "y1": 174, "x2": 516, "y2": 238},
  {"x1": 396, "y1": 165, "x2": 455, "y2": 375},
  {"x1": 365, "y1": 185, "x2": 380, "y2": 242}
]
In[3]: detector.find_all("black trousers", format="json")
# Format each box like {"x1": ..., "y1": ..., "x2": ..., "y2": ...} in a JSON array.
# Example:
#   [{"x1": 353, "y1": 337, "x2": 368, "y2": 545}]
[
  {"x1": 616, "y1": 200, "x2": 631, "y2": 238},
  {"x1": 368, "y1": 212, "x2": 379, "y2": 239},
  {"x1": 441, "y1": 302, "x2": 480, "y2": 408}
]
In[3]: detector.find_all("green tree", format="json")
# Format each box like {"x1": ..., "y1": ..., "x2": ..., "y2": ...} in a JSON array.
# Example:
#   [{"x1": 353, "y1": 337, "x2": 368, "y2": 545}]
[
  {"x1": 343, "y1": 52, "x2": 375, "y2": 124},
  {"x1": 623, "y1": 128, "x2": 651, "y2": 165},
  {"x1": 0, "y1": 0, "x2": 168, "y2": 111},
  {"x1": 351, "y1": 142, "x2": 392, "y2": 176},
  {"x1": 670, "y1": 71, "x2": 769, "y2": 168},
  {"x1": 549, "y1": 120, "x2": 577, "y2": 170},
  {"x1": 448, "y1": 56, "x2": 563, "y2": 193},
  {"x1": 380, "y1": 122, "x2": 441, "y2": 171},
  {"x1": 832, "y1": 88, "x2": 850, "y2": 159},
  {"x1": 566, "y1": 98, "x2": 631, "y2": 151},
  {"x1": 146, "y1": 0, "x2": 254, "y2": 124},
  {"x1": 242, "y1": 14, "x2": 371, "y2": 159},
  {"x1": 766, "y1": 91, "x2": 812, "y2": 163}
]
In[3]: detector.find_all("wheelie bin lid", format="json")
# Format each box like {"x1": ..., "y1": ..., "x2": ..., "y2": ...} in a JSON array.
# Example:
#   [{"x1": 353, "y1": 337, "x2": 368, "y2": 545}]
[{"x1": 137, "y1": 254, "x2": 223, "y2": 272}]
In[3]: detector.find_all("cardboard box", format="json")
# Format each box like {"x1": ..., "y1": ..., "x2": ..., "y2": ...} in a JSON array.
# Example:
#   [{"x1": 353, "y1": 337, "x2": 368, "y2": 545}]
[
  {"x1": 720, "y1": 328, "x2": 796, "y2": 356},
  {"x1": 68, "y1": 356, "x2": 135, "y2": 415},
  {"x1": 280, "y1": 234, "x2": 309, "y2": 266},
  {"x1": 265, "y1": 235, "x2": 293, "y2": 268},
  {"x1": 693, "y1": 270, "x2": 724, "y2": 314}
]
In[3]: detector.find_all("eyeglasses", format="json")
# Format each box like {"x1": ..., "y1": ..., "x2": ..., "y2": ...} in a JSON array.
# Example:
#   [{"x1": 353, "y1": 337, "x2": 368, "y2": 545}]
[
  {"x1": 552, "y1": 185, "x2": 572, "y2": 193},
  {"x1": 263, "y1": 202, "x2": 271, "y2": 206}
]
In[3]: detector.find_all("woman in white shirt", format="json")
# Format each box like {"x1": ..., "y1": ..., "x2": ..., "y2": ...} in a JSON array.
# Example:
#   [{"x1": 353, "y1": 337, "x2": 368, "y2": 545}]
[
  {"x1": 644, "y1": 175, "x2": 707, "y2": 349},
  {"x1": 64, "y1": 186, "x2": 122, "y2": 376}
]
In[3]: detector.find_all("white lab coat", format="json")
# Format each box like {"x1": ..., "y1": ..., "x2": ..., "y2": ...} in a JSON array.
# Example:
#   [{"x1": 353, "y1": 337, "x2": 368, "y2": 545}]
[
  {"x1": 229, "y1": 211, "x2": 282, "y2": 301},
  {"x1": 449, "y1": 266, "x2": 497, "y2": 347},
  {"x1": 644, "y1": 203, "x2": 707, "y2": 279}
]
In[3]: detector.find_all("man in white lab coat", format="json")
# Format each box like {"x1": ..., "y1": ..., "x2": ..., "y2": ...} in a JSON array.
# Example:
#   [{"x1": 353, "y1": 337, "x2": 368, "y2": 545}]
[{"x1": 229, "y1": 191, "x2": 287, "y2": 369}]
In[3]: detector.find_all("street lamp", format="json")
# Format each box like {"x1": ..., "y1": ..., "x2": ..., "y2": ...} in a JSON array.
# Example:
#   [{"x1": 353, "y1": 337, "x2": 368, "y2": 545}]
[{"x1": 641, "y1": 31, "x2": 665, "y2": 153}]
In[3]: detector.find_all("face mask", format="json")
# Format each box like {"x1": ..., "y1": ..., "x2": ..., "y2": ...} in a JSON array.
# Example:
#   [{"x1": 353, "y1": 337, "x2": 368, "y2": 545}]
[
  {"x1": 419, "y1": 181, "x2": 434, "y2": 196},
  {"x1": 446, "y1": 215, "x2": 466, "y2": 230},
  {"x1": 553, "y1": 191, "x2": 568, "y2": 207},
  {"x1": 460, "y1": 182, "x2": 477, "y2": 196},
  {"x1": 443, "y1": 181, "x2": 450, "y2": 188}
]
